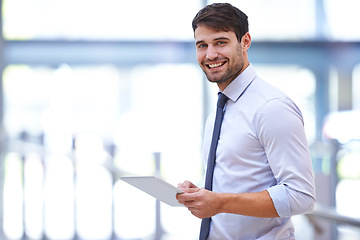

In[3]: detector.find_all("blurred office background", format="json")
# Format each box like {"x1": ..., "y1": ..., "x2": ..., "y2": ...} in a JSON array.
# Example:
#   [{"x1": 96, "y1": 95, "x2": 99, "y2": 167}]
[{"x1": 1, "y1": 0, "x2": 360, "y2": 239}]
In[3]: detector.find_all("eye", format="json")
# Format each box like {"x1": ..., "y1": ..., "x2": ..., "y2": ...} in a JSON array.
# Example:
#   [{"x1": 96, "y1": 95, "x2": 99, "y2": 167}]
[{"x1": 197, "y1": 43, "x2": 207, "y2": 49}]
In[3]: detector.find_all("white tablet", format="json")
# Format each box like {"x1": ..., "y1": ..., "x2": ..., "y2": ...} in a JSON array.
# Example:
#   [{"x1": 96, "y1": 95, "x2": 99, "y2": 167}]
[{"x1": 119, "y1": 176, "x2": 184, "y2": 207}]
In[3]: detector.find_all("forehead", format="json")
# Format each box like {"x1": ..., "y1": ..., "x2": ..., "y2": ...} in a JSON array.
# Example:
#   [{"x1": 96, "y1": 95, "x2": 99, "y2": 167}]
[{"x1": 194, "y1": 25, "x2": 237, "y2": 42}]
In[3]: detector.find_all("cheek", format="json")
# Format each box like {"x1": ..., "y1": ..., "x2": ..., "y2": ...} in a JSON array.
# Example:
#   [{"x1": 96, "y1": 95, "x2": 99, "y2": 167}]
[{"x1": 196, "y1": 51, "x2": 205, "y2": 64}]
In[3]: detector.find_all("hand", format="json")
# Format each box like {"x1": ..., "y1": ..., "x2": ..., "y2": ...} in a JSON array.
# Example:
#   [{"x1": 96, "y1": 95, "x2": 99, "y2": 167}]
[
  {"x1": 176, "y1": 186, "x2": 220, "y2": 219},
  {"x1": 177, "y1": 180, "x2": 198, "y2": 190}
]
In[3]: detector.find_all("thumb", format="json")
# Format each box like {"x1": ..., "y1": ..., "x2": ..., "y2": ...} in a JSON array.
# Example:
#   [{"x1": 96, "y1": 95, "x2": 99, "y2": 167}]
[{"x1": 182, "y1": 187, "x2": 201, "y2": 193}]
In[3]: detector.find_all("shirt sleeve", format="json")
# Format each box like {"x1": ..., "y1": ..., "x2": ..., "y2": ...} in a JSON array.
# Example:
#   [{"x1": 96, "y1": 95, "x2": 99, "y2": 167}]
[{"x1": 256, "y1": 98, "x2": 316, "y2": 218}]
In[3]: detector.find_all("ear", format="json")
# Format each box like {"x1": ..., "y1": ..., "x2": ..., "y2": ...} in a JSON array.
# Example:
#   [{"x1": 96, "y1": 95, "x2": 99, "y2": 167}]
[{"x1": 241, "y1": 32, "x2": 251, "y2": 51}]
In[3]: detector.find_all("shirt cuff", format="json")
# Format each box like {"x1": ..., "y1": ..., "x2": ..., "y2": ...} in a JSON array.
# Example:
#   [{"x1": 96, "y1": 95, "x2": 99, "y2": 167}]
[{"x1": 267, "y1": 184, "x2": 291, "y2": 218}]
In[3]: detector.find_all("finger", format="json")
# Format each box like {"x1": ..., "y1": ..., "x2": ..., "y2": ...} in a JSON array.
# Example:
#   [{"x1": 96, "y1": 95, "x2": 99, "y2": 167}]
[
  {"x1": 177, "y1": 193, "x2": 195, "y2": 205},
  {"x1": 188, "y1": 208, "x2": 202, "y2": 219},
  {"x1": 180, "y1": 199, "x2": 196, "y2": 208},
  {"x1": 183, "y1": 180, "x2": 199, "y2": 189},
  {"x1": 178, "y1": 186, "x2": 186, "y2": 192},
  {"x1": 177, "y1": 195, "x2": 195, "y2": 205},
  {"x1": 176, "y1": 188, "x2": 202, "y2": 205},
  {"x1": 176, "y1": 192, "x2": 183, "y2": 200},
  {"x1": 178, "y1": 180, "x2": 192, "y2": 189},
  {"x1": 182, "y1": 187, "x2": 201, "y2": 193}
]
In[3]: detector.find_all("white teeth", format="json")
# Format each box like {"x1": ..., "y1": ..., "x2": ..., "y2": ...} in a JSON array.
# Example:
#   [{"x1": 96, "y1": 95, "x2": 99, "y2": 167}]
[{"x1": 209, "y1": 62, "x2": 223, "y2": 68}]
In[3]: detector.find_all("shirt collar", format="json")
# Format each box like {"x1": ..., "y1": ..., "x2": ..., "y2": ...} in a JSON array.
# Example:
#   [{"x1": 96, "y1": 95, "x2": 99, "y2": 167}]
[{"x1": 221, "y1": 63, "x2": 257, "y2": 103}]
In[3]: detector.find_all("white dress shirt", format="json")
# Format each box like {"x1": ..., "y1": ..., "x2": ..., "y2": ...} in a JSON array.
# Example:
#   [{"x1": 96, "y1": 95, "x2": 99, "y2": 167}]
[{"x1": 202, "y1": 64, "x2": 315, "y2": 239}]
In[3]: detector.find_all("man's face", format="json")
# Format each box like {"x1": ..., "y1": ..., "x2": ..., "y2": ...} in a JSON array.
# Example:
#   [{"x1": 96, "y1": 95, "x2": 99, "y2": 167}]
[{"x1": 195, "y1": 25, "x2": 246, "y2": 90}]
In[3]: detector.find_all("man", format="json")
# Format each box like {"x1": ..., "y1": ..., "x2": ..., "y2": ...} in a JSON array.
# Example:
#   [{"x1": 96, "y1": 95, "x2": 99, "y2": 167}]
[{"x1": 176, "y1": 3, "x2": 315, "y2": 240}]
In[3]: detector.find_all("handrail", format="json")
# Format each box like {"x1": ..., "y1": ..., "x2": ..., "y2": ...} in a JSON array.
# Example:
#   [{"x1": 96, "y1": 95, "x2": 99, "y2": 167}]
[{"x1": 307, "y1": 203, "x2": 360, "y2": 227}]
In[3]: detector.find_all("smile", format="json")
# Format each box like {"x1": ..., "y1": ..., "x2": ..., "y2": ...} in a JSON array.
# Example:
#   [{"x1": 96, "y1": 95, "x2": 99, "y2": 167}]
[{"x1": 207, "y1": 61, "x2": 226, "y2": 69}]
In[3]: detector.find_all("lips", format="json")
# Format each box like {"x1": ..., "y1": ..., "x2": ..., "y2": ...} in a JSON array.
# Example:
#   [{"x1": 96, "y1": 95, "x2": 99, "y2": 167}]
[{"x1": 206, "y1": 61, "x2": 226, "y2": 69}]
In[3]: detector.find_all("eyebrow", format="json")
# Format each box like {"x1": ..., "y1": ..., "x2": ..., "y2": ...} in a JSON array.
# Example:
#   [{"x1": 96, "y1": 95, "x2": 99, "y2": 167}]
[
  {"x1": 214, "y1": 37, "x2": 230, "y2": 41},
  {"x1": 195, "y1": 37, "x2": 230, "y2": 46},
  {"x1": 195, "y1": 40, "x2": 205, "y2": 46}
]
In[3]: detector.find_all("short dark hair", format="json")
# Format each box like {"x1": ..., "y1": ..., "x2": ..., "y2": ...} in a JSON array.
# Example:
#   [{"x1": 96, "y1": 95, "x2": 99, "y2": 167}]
[{"x1": 192, "y1": 3, "x2": 249, "y2": 42}]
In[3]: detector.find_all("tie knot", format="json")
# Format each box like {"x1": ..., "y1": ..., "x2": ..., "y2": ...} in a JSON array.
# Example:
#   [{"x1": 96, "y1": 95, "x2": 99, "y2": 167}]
[{"x1": 217, "y1": 93, "x2": 229, "y2": 108}]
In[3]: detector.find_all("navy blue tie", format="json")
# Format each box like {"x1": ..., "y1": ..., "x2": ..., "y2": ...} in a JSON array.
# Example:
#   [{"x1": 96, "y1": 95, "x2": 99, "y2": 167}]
[{"x1": 199, "y1": 92, "x2": 229, "y2": 240}]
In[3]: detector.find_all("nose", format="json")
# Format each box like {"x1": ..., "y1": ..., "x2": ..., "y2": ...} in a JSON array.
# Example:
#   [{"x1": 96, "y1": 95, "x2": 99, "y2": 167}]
[{"x1": 206, "y1": 45, "x2": 218, "y2": 60}]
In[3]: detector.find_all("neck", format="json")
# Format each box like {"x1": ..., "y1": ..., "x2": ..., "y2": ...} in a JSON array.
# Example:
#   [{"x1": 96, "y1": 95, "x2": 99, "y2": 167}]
[{"x1": 217, "y1": 61, "x2": 250, "y2": 91}]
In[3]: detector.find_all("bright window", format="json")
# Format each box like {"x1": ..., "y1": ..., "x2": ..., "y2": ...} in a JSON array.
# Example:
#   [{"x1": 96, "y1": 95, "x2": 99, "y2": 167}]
[
  {"x1": 2, "y1": 63, "x2": 204, "y2": 239},
  {"x1": 324, "y1": 0, "x2": 360, "y2": 41},
  {"x1": 207, "y1": 0, "x2": 316, "y2": 41},
  {"x1": 2, "y1": 0, "x2": 202, "y2": 40}
]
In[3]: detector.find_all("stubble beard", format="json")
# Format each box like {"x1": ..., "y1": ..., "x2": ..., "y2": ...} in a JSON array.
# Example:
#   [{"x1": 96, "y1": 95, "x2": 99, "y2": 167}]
[{"x1": 204, "y1": 61, "x2": 243, "y2": 85}]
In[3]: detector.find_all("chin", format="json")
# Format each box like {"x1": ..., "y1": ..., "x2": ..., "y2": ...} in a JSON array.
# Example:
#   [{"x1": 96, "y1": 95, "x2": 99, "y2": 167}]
[{"x1": 206, "y1": 74, "x2": 225, "y2": 83}]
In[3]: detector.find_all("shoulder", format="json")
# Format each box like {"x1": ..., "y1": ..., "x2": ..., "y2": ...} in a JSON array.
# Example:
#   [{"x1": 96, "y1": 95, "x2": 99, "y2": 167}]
[
  {"x1": 247, "y1": 78, "x2": 304, "y2": 131},
  {"x1": 249, "y1": 77, "x2": 288, "y2": 102},
  {"x1": 255, "y1": 97, "x2": 305, "y2": 143}
]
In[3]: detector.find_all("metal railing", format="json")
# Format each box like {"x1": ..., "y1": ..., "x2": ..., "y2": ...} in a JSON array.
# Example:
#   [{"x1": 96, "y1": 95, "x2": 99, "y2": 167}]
[{"x1": 307, "y1": 204, "x2": 360, "y2": 227}]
